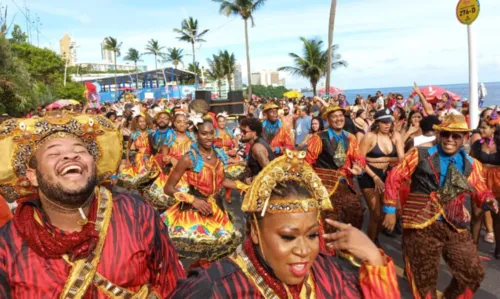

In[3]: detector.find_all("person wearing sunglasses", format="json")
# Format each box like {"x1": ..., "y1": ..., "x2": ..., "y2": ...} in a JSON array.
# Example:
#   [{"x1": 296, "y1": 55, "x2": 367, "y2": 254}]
[{"x1": 382, "y1": 114, "x2": 499, "y2": 298}]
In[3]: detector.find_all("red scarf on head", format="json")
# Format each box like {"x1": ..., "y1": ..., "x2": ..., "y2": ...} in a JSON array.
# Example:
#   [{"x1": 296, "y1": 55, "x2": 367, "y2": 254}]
[
  {"x1": 13, "y1": 194, "x2": 99, "y2": 261},
  {"x1": 242, "y1": 238, "x2": 303, "y2": 299}
]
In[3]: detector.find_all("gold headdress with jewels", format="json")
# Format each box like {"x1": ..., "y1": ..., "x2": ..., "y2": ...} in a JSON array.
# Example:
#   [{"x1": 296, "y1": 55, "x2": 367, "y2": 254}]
[
  {"x1": 242, "y1": 149, "x2": 332, "y2": 217},
  {"x1": 0, "y1": 112, "x2": 123, "y2": 201}
]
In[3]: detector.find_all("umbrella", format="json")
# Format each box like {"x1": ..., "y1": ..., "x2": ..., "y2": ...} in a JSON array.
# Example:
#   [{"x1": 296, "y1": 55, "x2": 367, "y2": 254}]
[
  {"x1": 318, "y1": 86, "x2": 344, "y2": 95},
  {"x1": 283, "y1": 91, "x2": 303, "y2": 98},
  {"x1": 45, "y1": 99, "x2": 81, "y2": 110},
  {"x1": 412, "y1": 86, "x2": 461, "y2": 104}
]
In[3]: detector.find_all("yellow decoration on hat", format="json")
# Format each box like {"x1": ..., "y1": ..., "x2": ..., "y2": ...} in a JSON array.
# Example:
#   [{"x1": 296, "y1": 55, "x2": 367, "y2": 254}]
[
  {"x1": 0, "y1": 112, "x2": 123, "y2": 201},
  {"x1": 433, "y1": 114, "x2": 471, "y2": 133},
  {"x1": 242, "y1": 149, "x2": 332, "y2": 217}
]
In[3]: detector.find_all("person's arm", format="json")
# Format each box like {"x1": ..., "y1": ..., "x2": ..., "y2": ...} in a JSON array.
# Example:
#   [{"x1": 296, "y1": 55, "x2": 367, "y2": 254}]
[
  {"x1": 413, "y1": 82, "x2": 434, "y2": 115},
  {"x1": 164, "y1": 155, "x2": 191, "y2": 197},
  {"x1": 383, "y1": 148, "x2": 420, "y2": 213},
  {"x1": 359, "y1": 133, "x2": 379, "y2": 179},
  {"x1": 305, "y1": 134, "x2": 322, "y2": 165},
  {"x1": 125, "y1": 138, "x2": 133, "y2": 165},
  {"x1": 252, "y1": 143, "x2": 270, "y2": 169},
  {"x1": 347, "y1": 134, "x2": 366, "y2": 170},
  {"x1": 145, "y1": 205, "x2": 186, "y2": 296},
  {"x1": 393, "y1": 132, "x2": 405, "y2": 162}
]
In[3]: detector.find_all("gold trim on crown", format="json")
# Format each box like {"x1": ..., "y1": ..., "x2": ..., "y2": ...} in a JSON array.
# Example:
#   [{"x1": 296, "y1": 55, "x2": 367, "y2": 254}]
[{"x1": 242, "y1": 149, "x2": 332, "y2": 216}]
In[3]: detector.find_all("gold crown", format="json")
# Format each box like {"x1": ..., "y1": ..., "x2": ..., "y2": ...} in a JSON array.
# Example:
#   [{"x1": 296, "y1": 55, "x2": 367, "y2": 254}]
[
  {"x1": 242, "y1": 149, "x2": 332, "y2": 216},
  {"x1": 0, "y1": 112, "x2": 122, "y2": 201}
]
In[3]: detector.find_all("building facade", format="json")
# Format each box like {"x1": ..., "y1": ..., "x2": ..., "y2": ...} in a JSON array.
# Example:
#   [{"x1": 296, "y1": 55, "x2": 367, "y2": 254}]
[
  {"x1": 250, "y1": 70, "x2": 284, "y2": 87},
  {"x1": 101, "y1": 39, "x2": 116, "y2": 64},
  {"x1": 78, "y1": 62, "x2": 147, "y2": 73}
]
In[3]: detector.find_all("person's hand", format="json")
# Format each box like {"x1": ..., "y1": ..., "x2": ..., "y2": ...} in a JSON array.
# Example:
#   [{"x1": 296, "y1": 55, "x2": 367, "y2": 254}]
[
  {"x1": 171, "y1": 157, "x2": 178, "y2": 167},
  {"x1": 125, "y1": 159, "x2": 132, "y2": 167},
  {"x1": 486, "y1": 198, "x2": 499, "y2": 214},
  {"x1": 382, "y1": 213, "x2": 397, "y2": 232},
  {"x1": 347, "y1": 162, "x2": 363, "y2": 176},
  {"x1": 373, "y1": 176, "x2": 385, "y2": 193},
  {"x1": 162, "y1": 155, "x2": 172, "y2": 164},
  {"x1": 463, "y1": 206, "x2": 471, "y2": 222},
  {"x1": 192, "y1": 199, "x2": 212, "y2": 216},
  {"x1": 323, "y1": 219, "x2": 384, "y2": 266},
  {"x1": 413, "y1": 82, "x2": 419, "y2": 93}
]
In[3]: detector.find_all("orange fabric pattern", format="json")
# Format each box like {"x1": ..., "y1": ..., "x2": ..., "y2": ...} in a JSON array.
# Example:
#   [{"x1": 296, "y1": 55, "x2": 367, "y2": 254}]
[
  {"x1": 383, "y1": 148, "x2": 419, "y2": 208},
  {"x1": 269, "y1": 127, "x2": 294, "y2": 154},
  {"x1": 469, "y1": 159, "x2": 494, "y2": 207},
  {"x1": 186, "y1": 160, "x2": 226, "y2": 197},
  {"x1": 359, "y1": 250, "x2": 401, "y2": 299},
  {"x1": 305, "y1": 134, "x2": 322, "y2": 165},
  {"x1": 167, "y1": 137, "x2": 193, "y2": 161},
  {"x1": 215, "y1": 129, "x2": 234, "y2": 153}
]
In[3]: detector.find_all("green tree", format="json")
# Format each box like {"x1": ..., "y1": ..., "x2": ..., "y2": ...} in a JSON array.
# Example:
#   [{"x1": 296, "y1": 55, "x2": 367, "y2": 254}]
[
  {"x1": 10, "y1": 24, "x2": 27, "y2": 43},
  {"x1": 213, "y1": 0, "x2": 266, "y2": 100},
  {"x1": 325, "y1": 0, "x2": 337, "y2": 96},
  {"x1": 164, "y1": 48, "x2": 184, "y2": 69},
  {"x1": 124, "y1": 48, "x2": 142, "y2": 71},
  {"x1": 278, "y1": 37, "x2": 347, "y2": 96},
  {"x1": 173, "y1": 17, "x2": 209, "y2": 66},
  {"x1": 103, "y1": 37, "x2": 122, "y2": 99},
  {"x1": 0, "y1": 35, "x2": 37, "y2": 115},
  {"x1": 251, "y1": 84, "x2": 288, "y2": 98},
  {"x1": 55, "y1": 81, "x2": 85, "y2": 101},
  {"x1": 144, "y1": 39, "x2": 165, "y2": 70},
  {"x1": 188, "y1": 62, "x2": 201, "y2": 76},
  {"x1": 219, "y1": 50, "x2": 236, "y2": 92},
  {"x1": 206, "y1": 54, "x2": 225, "y2": 98}
]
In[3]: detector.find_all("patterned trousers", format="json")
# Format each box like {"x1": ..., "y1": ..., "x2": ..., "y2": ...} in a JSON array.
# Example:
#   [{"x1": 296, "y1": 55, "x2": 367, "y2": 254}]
[
  {"x1": 322, "y1": 182, "x2": 364, "y2": 232},
  {"x1": 403, "y1": 221, "x2": 484, "y2": 299}
]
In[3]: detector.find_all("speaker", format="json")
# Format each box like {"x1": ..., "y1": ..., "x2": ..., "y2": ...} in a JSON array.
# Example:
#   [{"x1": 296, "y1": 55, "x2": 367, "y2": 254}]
[
  {"x1": 210, "y1": 99, "x2": 245, "y2": 115},
  {"x1": 195, "y1": 90, "x2": 212, "y2": 102},
  {"x1": 228, "y1": 90, "x2": 243, "y2": 102}
]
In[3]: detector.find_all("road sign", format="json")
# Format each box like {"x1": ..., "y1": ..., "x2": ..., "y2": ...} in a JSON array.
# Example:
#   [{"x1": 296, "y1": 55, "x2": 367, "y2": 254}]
[{"x1": 456, "y1": 0, "x2": 480, "y2": 25}]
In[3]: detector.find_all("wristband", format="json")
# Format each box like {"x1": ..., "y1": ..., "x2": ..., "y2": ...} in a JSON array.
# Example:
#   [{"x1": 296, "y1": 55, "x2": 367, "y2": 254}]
[
  {"x1": 275, "y1": 147, "x2": 281, "y2": 154},
  {"x1": 382, "y1": 205, "x2": 396, "y2": 214}
]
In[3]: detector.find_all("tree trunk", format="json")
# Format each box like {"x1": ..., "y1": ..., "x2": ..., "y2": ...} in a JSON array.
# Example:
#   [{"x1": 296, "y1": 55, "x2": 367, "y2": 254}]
[
  {"x1": 312, "y1": 80, "x2": 317, "y2": 97},
  {"x1": 114, "y1": 52, "x2": 118, "y2": 100},
  {"x1": 325, "y1": 0, "x2": 337, "y2": 97},
  {"x1": 154, "y1": 54, "x2": 158, "y2": 70},
  {"x1": 134, "y1": 61, "x2": 139, "y2": 89},
  {"x1": 244, "y1": 19, "x2": 252, "y2": 99},
  {"x1": 192, "y1": 42, "x2": 196, "y2": 66},
  {"x1": 228, "y1": 76, "x2": 232, "y2": 92}
]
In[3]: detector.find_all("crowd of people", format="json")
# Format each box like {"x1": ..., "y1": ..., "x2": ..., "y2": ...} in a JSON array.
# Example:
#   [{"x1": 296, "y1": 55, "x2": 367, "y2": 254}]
[{"x1": 0, "y1": 82, "x2": 498, "y2": 298}]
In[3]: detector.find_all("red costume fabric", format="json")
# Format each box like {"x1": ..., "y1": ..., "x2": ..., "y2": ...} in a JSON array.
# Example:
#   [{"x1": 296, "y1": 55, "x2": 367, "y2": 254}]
[
  {"x1": 0, "y1": 193, "x2": 185, "y2": 298},
  {"x1": 0, "y1": 196, "x2": 11, "y2": 228}
]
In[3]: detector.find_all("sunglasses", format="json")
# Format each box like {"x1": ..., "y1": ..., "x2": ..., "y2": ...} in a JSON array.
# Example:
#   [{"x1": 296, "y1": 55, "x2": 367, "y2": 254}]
[
  {"x1": 396, "y1": 97, "x2": 404, "y2": 100},
  {"x1": 440, "y1": 131, "x2": 463, "y2": 141}
]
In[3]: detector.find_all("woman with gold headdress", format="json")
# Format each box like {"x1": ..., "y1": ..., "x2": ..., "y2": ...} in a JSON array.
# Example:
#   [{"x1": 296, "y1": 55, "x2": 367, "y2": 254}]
[
  {"x1": 161, "y1": 112, "x2": 248, "y2": 263},
  {"x1": 143, "y1": 109, "x2": 196, "y2": 209},
  {"x1": 169, "y1": 150, "x2": 400, "y2": 298}
]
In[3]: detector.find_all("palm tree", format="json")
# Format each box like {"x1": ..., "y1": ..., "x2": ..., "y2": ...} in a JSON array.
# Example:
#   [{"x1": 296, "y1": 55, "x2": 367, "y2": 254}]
[
  {"x1": 144, "y1": 39, "x2": 165, "y2": 70},
  {"x1": 188, "y1": 62, "x2": 201, "y2": 76},
  {"x1": 325, "y1": 0, "x2": 337, "y2": 96},
  {"x1": 219, "y1": 50, "x2": 236, "y2": 92},
  {"x1": 206, "y1": 54, "x2": 225, "y2": 98},
  {"x1": 213, "y1": 0, "x2": 266, "y2": 99},
  {"x1": 164, "y1": 48, "x2": 184, "y2": 70},
  {"x1": 103, "y1": 37, "x2": 122, "y2": 99},
  {"x1": 124, "y1": 48, "x2": 142, "y2": 89},
  {"x1": 278, "y1": 37, "x2": 347, "y2": 96},
  {"x1": 174, "y1": 17, "x2": 209, "y2": 66}
]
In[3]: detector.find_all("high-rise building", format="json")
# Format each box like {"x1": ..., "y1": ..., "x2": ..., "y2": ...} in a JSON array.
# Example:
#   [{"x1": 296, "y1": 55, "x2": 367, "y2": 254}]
[
  {"x1": 251, "y1": 70, "x2": 283, "y2": 87},
  {"x1": 101, "y1": 39, "x2": 116, "y2": 64},
  {"x1": 233, "y1": 62, "x2": 243, "y2": 90},
  {"x1": 59, "y1": 34, "x2": 77, "y2": 66}
]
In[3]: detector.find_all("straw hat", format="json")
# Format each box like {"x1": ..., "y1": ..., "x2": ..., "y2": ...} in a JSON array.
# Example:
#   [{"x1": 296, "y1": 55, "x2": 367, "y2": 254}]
[
  {"x1": 321, "y1": 105, "x2": 345, "y2": 120},
  {"x1": 432, "y1": 114, "x2": 471, "y2": 132},
  {"x1": 0, "y1": 112, "x2": 122, "y2": 201},
  {"x1": 262, "y1": 103, "x2": 279, "y2": 112}
]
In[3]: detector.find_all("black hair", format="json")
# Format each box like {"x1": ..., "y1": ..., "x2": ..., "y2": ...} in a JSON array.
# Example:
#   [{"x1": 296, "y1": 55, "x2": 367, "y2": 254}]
[
  {"x1": 393, "y1": 106, "x2": 406, "y2": 120},
  {"x1": 193, "y1": 119, "x2": 214, "y2": 133},
  {"x1": 238, "y1": 115, "x2": 248, "y2": 124},
  {"x1": 240, "y1": 117, "x2": 263, "y2": 137},
  {"x1": 310, "y1": 116, "x2": 324, "y2": 133},
  {"x1": 406, "y1": 110, "x2": 423, "y2": 130},
  {"x1": 105, "y1": 111, "x2": 117, "y2": 119},
  {"x1": 28, "y1": 155, "x2": 37, "y2": 169},
  {"x1": 420, "y1": 115, "x2": 441, "y2": 134},
  {"x1": 355, "y1": 109, "x2": 365, "y2": 118},
  {"x1": 369, "y1": 109, "x2": 377, "y2": 114}
]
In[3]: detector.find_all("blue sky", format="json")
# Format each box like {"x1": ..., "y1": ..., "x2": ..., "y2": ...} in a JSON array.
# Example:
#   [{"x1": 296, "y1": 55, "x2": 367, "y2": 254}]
[{"x1": 4, "y1": 0, "x2": 500, "y2": 89}]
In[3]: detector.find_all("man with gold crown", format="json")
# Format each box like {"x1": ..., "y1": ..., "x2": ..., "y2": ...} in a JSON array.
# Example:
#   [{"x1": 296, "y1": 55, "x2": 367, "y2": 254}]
[
  {"x1": 168, "y1": 149, "x2": 400, "y2": 298},
  {"x1": 0, "y1": 112, "x2": 184, "y2": 298},
  {"x1": 261, "y1": 103, "x2": 294, "y2": 156},
  {"x1": 305, "y1": 104, "x2": 366, "y2": 233},
  {"x1": 382, "y1": 114, "x2": 499, "y2": 299}
]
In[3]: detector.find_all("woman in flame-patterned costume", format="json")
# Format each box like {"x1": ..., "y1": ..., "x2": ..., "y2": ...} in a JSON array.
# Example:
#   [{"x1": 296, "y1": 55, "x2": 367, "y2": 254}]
[
  {"x1": 144, "y1": 110, "x2": 196, "y2": 209},
  {"x1": 169, "y1": 150, "x2": 400, "y2": 298},
  {"x1": 117, "y1": 114, "x2": 159, "y2": 189},
  {"x1": 161, "y1": 113, "x2": 248, "y2": 263}
]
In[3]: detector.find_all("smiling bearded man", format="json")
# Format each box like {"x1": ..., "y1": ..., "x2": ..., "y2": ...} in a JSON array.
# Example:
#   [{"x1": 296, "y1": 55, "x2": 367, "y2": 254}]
[{"x1": 0, "y1": 112, "x2": 184, "y2": 298}]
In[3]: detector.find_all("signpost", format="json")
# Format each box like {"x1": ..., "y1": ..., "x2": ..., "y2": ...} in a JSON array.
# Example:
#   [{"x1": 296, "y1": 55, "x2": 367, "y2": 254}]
[{"x1": 457, "y1": 0, "x2": 480, "y2": 129}]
